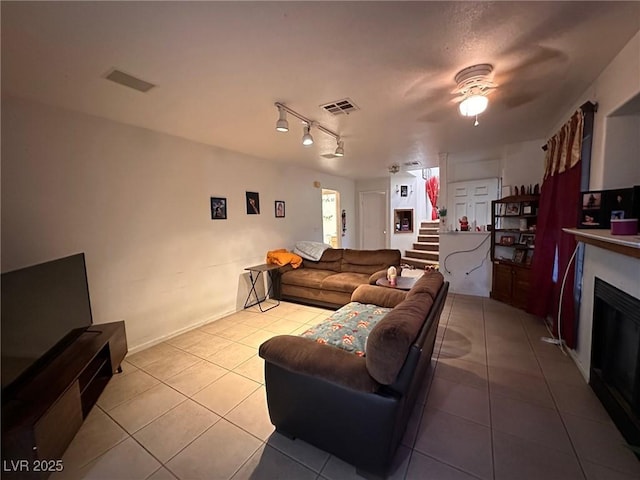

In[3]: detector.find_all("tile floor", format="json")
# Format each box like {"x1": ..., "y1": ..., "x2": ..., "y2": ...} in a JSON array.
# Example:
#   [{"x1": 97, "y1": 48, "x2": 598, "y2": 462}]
[{"x1": 53, "y1": 294, "x2": 640, "y2": 480}]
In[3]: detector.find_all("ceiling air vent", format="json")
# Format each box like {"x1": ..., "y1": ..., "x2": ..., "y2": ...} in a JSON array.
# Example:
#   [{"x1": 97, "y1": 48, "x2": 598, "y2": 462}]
[
  {"x1": 105, "y1": 69, "x2": 156, "y2": 93},
  {"x1": 403, "y1": 161, "x2": 422, "y2": 167},
  {"x1": 320, "y1": 98, "x2": 359, "y2": 115}
]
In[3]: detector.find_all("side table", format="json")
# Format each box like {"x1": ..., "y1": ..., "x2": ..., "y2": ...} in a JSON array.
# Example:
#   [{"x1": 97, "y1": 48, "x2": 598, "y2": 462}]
[
  {"x1": 244, "y1": 263, "x2": 281, "y2": 312},
  {"x1": 375, "y1": 276, "x2": 418, "y2": 291}
]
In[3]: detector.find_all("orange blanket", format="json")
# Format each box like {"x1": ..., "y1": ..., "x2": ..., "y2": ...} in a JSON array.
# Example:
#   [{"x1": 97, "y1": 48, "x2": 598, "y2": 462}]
[{"x1": 266, "y1": 249, "x2": 303, "y2": 269}]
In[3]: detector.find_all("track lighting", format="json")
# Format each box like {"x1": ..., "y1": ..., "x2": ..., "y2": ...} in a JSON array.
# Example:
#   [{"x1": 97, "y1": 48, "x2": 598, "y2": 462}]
[
  {"x1": 274, "y1": 102, "x2": 345, "y2": 156},
  {"x1": 275, "y1": 106, "x2": 289, "y2": 132},
  {"x1": 302, "y1": 124, "x2": 314, "y2": 146}
]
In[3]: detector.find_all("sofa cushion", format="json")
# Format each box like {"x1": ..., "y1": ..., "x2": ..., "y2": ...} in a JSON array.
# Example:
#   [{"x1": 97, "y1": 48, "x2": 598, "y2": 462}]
[
  {"x1": 365, "y1": 294, "x2": 434, "y2": 385},
  {"x1": 341, "y1": 249, "x2": 401, "y2": 275},
  {"x1": 300, "y1": 302, "x2": 393, "y2": 357},
  {"x1": 406, "y1": 271, "x2": 444, "y2": 301},
  {"x1": 302, "y1": 248, "x2": 344, "y2": 272},
  {"x1": 281, "y1": 269, "x2": 335, "y2": 288},
  {"x1": 321, "y1": 272, "x2": 371, "y2": 293},
  {"x1": 351, "y1": 284, "x2": 407, "y2": 309}
]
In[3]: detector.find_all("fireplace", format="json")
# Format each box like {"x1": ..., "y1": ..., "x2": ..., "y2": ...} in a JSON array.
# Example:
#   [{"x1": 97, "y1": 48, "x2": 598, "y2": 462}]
[{"x1": 590, "y1": 277, "x2": 640, "y2": 452}]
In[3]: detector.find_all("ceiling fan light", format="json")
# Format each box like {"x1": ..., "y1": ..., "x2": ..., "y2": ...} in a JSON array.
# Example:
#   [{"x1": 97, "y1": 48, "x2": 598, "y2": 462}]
[
  {"x1": 334, "y1": 140, "x2": 344, "y2": 157},
  {"x1": 275, "y1": 106, "x2": 289, "y2": 132},
  {"x1": 459, "y1": 95, "x2": 488, "y2": 117},
  {"x1": 302, "y1": 124, "x2": 314, "y2": 146}
]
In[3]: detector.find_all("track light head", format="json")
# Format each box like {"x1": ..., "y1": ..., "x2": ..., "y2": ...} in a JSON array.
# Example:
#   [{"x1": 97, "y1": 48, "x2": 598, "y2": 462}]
[
  {"x1": 334, "y1": 140, "x2": 344, "y2": 157},
  {"x1": 302, "y1": 124, "x2": 314, "y2": 146},
  {"x1": 275, "y1": 106, "x2": 289, "y2": 132}
]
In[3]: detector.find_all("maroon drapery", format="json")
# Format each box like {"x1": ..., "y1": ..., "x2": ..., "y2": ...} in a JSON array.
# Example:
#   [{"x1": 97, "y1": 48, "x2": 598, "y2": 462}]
[
  {"x1": 426, "y1": 176, "x2": 439, "y2": 220},
  {"x1": 527, "y1": 110, "x2": 584, "y2": 349}
]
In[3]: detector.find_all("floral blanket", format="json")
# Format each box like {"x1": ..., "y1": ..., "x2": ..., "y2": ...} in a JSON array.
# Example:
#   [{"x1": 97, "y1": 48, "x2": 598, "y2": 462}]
[{"x1": 300, "y1": 302, "x2": 392, "y2": 356}]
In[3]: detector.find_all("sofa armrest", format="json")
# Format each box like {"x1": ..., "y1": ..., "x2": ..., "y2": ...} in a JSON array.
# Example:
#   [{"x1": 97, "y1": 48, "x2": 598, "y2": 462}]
[
  {"x1": 368, "y1": 269, "x2": 387, "y2": 285},
  {"x1": 351, "y1": 284, "x2": 407, "y2": 308},
  {"x1": 278, "y1": 264, "x2": 295, "y2": 274},
  {"x1": 259, "y1": 335, "x2": 379, "y2": 393}
]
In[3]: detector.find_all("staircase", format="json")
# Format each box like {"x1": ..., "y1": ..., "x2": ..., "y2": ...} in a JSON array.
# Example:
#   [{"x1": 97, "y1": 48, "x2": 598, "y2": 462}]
[{"x1": 401, "y1": 220, "x2": 440, "y2": 269}]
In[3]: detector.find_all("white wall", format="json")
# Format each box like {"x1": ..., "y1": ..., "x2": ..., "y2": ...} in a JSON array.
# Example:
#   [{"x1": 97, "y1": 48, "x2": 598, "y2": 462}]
[
  {"x1": 389, "y1": 173, "x2": 420, "y2": 254},
  {"x1": 445, "y1": 139, "x2": 545, "y2": 196},
  {"x1": 1, "y1": 96, "x2": 355, "y2": 352},
  {"x1": 439, "y1": 232, "x2": 492, "y2": 297}
]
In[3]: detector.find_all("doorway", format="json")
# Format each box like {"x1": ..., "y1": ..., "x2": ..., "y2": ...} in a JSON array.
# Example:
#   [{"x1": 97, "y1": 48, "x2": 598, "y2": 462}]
[
  {"x1": 360, "y1": 191, "x2": 387, "y2": 249},
  {"x1": 322, "y1": 189, "x2": 340, "y2": 248}
]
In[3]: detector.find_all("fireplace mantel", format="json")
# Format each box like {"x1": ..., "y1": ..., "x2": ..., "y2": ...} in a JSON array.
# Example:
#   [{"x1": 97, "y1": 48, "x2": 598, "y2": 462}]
[{"x1": 564, "y1": 228, "x2": 640, "y2": 259}]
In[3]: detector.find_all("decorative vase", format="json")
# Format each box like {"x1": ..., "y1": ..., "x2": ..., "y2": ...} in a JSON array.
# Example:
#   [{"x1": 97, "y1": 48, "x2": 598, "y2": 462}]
[{"x1": 439, "y1": 216, "x2": 447, "y2": 232}]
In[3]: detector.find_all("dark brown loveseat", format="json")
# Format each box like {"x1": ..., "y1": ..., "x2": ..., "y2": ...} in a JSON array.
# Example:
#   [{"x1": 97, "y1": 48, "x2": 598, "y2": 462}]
[
  {"x1": 259, "y1": 272, "x2": 449, "y2": 478},
  {"x1": 277, "y1": 248, "x2": 401, "y2": 309}
]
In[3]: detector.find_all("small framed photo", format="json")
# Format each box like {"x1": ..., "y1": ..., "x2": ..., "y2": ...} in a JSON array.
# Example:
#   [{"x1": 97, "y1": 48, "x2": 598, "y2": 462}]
[
  {"x1": 246, "y1": 191, "x2": 260, "y2": 214},
  {"x1": 499, "y1": 235, "x2": 515, "y2": 246},
  {"x1": 400, "y1": 185, "x2": 408, "y2": 197},
  {"x1": 611, "y1": 210, "x2": 625, "y2": 220},
  {"x1": 519, "y1": 233, "x2": 535, "y2": 246},
  {"x1": 513, "y1": 249, "x2": 526, "y2": 264},
  {"x1": 210, "y1": 197, "x2": 227, "y2": 220},
  {"x1": 522, "y1": 203, "x2": 533, "y2": 215},
  {"x1": 505, "y1": 203, "x2": 521, "y2": 215},
  {"x1": 582, "y1": 192, "x2": 602, "y2": 210},
  {"x1": 275, "y1": 200, "x2": 285, "y2": 218}
]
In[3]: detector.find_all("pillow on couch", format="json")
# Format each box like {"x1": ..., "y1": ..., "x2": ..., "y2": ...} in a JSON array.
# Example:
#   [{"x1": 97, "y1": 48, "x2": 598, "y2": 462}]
[{"x1": 293, "y1": 241, "x2": 333, "y2": 261}]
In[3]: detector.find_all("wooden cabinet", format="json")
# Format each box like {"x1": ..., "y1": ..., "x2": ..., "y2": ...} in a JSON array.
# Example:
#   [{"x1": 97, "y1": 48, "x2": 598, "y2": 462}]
[
  {"x1": 490, "y1": 194, "x2": 539, "y2": 309},
  {"x1": 2, "y1": 322, "x2": 127, "y2": 478},
  {"x1": 491, "y1": 262, "x2": 531, "y2": 309}
]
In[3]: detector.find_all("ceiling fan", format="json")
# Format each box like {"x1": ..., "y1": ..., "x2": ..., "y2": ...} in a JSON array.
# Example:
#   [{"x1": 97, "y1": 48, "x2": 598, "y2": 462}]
[{"x1": 451, "y1": 64, "x2": 497, "y2": 125}]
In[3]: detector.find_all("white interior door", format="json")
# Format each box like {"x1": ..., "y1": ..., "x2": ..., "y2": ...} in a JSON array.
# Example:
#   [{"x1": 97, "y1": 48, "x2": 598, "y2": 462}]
[
  {"x1": 360, "y1": 191, "x2": 387, "y2": 249},
  {"x1": 448, "y1": 178, "x2": 499, "y2": 229}
]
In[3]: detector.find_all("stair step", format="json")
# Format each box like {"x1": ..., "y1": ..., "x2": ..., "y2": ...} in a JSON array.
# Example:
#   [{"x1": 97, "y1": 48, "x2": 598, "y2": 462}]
[
  {"x1": 401, "y1": 257, "x2": 439, "y2": 269},
  {"x1": 405, "y1": 249, "x2": 439, "y2": 261},
  {"x1": 418, "y1": 235, "x2": 439, "y2": 242},
  {"x1": 420, "y1": 221, "x2": 439, "y2": 228},
  {"x1": 419, "y1": 228, "x2": 439, "y2": 235},
  {"x1": 412, "y1": 242, "x2": 439, "y2": 251}
]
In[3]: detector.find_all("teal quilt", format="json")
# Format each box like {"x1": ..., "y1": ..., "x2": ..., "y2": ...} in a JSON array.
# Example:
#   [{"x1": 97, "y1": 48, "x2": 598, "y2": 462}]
[{"x1": 300, "y1": 302, "x2": 392, "y2": 356}]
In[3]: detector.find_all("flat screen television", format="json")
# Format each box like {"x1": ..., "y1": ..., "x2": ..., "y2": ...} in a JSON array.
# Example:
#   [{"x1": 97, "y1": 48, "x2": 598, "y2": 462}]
[{"x1": 1, "y1": 253, "x2": 94, "y2": 392}]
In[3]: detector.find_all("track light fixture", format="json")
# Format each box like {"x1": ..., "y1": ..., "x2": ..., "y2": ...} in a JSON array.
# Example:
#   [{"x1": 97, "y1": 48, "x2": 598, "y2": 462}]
[
  {"x1": 275, "y1": 105, "x2": 289, "y2": 132},
  {"x1": 274, "y1": 102, "x2": 345, "y2": 156},
  {"x1": 302, "y1": 124, "x2": 314, "y2": 146}
]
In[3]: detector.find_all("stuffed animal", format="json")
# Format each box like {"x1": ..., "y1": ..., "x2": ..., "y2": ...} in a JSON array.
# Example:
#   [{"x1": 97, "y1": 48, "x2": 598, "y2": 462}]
[{"x1": 459, "y1": 216, "x2": 469, "y2": 231}]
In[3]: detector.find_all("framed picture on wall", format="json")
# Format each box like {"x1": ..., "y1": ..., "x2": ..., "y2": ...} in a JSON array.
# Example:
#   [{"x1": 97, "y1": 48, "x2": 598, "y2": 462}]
[
  {"x1": 246, "y1": 191, "x2": 260, "y2": 214},
  {"x1": 275, "y1": 200, "x2": 285, "y2": 218},
  {"x1": 210, "y1": 197, "x2": 227, "y2": 220},
  {"x1": 400, "y1": 185, "x2": 408, "y2": 197}
]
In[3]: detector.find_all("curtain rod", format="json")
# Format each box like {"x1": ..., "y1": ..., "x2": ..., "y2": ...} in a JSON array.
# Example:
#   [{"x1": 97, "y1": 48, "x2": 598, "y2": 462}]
[{"x1": 541, "y1": 101, "x2": 598, "y2": 151}]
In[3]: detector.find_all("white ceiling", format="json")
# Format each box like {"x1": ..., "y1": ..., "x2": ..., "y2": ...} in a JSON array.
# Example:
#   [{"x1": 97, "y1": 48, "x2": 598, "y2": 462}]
[{"x1": 2, "y1": 2, "x2": 639, "y2": 180}]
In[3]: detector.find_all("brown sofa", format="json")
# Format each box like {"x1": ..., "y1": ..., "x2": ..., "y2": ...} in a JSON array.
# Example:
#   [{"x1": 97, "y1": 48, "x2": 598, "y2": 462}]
[
  {"x1": 259, "y1": 272, "x2": 449, "y2": 478},
  {"x1": 277, "y1": 248, "x2": 401, "y2": 309}
]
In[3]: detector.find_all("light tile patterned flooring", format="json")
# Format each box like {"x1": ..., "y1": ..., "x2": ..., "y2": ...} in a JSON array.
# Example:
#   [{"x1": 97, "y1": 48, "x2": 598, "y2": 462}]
[{"x1": 53, "y1": 294, "x2": 640, "y2": 480}]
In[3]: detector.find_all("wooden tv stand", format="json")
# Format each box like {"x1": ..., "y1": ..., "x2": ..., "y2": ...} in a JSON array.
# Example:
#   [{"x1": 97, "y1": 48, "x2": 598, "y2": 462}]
[{"x1": 1, "y1": 321, "x2": 127, "y2": 479}]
